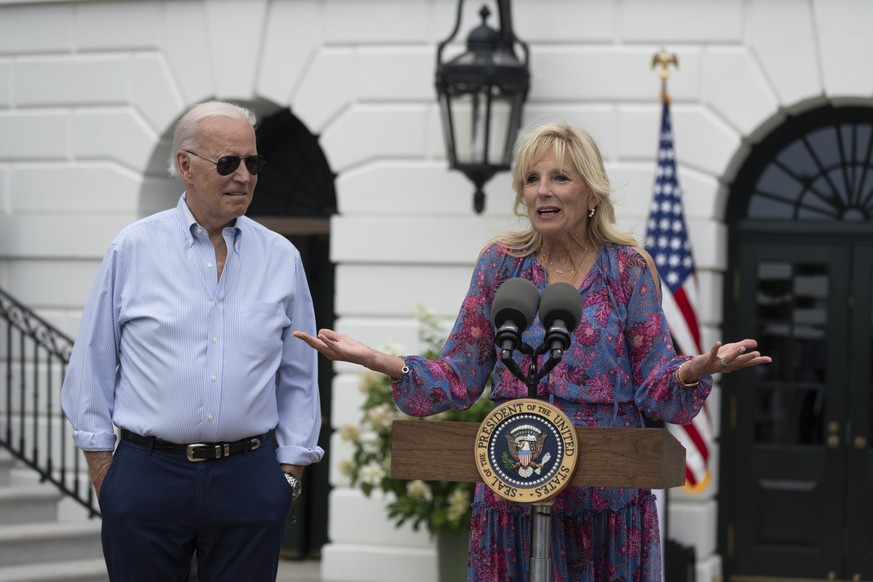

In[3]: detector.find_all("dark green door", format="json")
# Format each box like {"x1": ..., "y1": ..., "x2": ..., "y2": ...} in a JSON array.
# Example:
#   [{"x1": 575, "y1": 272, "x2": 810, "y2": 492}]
[
  {"x1": 847, "y1": 244, "x2": 873, "y2": 577},
  {"x1": 722, "y1": 239, "x2": 873, "y2": 579}
]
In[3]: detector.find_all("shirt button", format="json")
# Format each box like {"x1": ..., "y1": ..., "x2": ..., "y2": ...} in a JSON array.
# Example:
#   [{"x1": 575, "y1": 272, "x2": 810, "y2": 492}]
[
  {"x1": 207, "y1": 415, "x2": 214, "y2": 421},
  {"x1": 207, "y1": 262, "x2": 213, "y2": 268},
  {"x1": 211, "y1": 375, "x2": 217, "y2": 382},
  {"x1": 212, "y1": 337, "x2": 219, "y2": 343},
  {"x1": 213, "y1": 300, "x2": 219, "y2": 306},
  {"x1": 197, "y1": 227, "x2": 203, "y2": 234}
]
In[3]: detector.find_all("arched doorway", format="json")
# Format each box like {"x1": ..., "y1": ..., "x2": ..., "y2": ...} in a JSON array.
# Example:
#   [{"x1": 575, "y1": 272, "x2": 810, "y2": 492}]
[
  {"x1": 249, "y1": 108, "x2": 337, "y2": 559},
  {"x1": 719, "y1": 105, "x2": 873, "y2": 580}
]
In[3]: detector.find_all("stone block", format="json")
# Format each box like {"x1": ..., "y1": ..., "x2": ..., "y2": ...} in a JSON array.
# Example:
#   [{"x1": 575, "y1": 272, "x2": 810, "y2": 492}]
[
  {"x1": 330, "y1": 215, "x2": 513, "y2": 264},
  {"x1": 668, "y1": 496, "x2": 718, "y2": 559},
  {"x1": 0, "y1": 4, "x2": 73, "y2": 55},
  {"x1": 335, "y1": 264, "x2": 470, "y2": 317},
  {"x1": 319, "y1": 105, "x2": 428, "y2": 172},
  {"x1": 357, "y1": 47, "x2": 434, "y2": 101},
  {"x1": 323, "y1": 0, "x2": 429, "y2": 44},
  {"x1": 11, "y1": 164, "x2": 141, "y2": 213},
  {"x1": 623, "y1": 0, "x2": 742, "y2": 42},
  {"x1": 0, "y1": 214, "x2": 133, "y2": 259},
  {"x1": 4, "y1": 259, "x2": 100, "y2": 308},
  {"x1": 335, "y1": 161, "x2": 475, "y2": 215},
  {"x1": 530, "y1": 47, "x2": 698, "y2": 102},
  {"x1": 162, "y1": 2, "x2": 213, "y2": 106},
  {"x1": 0, "y1": 111, "x2": 69, "y2": 160},
  {"x1": 701, "y1": 48, "x2": 781, "y2": 137},
  {"x1": 747, "y1": 0, "x2": 823, "y2": 106},
  {"x1": 514, "y1": 0, "x2": 614, "y2": 43},
  {"x1": 258, "y1": 0, "x2": 321, "y2": 104},
  {"x1": 203, "y1": 0, "x2": 268, "y2": 99},
  {"x1": 328, "y1": 488, "x2": 432, "y2": 548},
  {"x1": 72, "y1": 109, "x2": 158, "y2": 172},
  {"x1": 14, "y1": 55, "x2": 128, "y2": 107},
  {"x1": 815, "y1": 0, "x2": 873, "y2": 96},
  {"x1": 74, "y1": 1, "x2": 160, "y2": 51},
  {"x1": 0, "y1": 60, "x2": 10, "y2": 108},
  {"x1": 292, "y1": 48, "x2": 355, "y2": 134},
  {"x1": 322, "y1": 542, "x2": 436, "y2": 582},
  {"x1": 131, "y1": 54, "x2": 185, "y2": 134}
]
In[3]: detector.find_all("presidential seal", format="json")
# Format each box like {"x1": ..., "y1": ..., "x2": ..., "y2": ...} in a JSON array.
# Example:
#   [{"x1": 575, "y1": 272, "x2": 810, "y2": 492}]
[{"x1": 474, "y1": 398, "x2": 578, "y2": 503}]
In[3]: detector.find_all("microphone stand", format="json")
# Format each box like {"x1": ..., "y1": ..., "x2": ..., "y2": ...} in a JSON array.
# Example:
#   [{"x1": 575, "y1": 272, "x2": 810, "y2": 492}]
[
  {"x1": 498, "y1": 343, "x2": 566, "y2": 582},
  {"x1": 499, "y1": 343, "x2": 563, "y2": 400}
]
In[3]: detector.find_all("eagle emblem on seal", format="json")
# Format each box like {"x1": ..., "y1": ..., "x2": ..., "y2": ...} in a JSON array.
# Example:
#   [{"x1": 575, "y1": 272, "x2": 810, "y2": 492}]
[{"x1": 503, "y1": 424, "x2": 552, "y2": 478}]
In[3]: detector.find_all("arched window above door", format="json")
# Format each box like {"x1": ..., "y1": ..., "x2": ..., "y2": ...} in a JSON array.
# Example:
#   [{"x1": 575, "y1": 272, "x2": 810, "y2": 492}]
[{"x1": 730, "y1": 105, "x2": 873, "y2": 223}]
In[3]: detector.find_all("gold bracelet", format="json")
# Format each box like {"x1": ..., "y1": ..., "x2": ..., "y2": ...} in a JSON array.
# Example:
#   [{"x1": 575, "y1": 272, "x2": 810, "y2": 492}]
[{"x1": 675, "y1": 361, "x2": 699, "y2": 387}]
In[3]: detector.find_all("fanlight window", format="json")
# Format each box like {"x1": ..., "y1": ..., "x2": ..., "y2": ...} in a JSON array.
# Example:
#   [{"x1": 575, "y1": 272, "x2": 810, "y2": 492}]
[{"x1": 741, "y1": 106, "x2": 873, "y2": 222}]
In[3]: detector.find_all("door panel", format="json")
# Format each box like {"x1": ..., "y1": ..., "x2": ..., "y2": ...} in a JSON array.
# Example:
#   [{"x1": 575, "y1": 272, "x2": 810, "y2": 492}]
[
  {"x1": 847, "y1": 244, "x2": 873, "y2": 577},
  {"x1": 728, "y1": 242, "x2": 850, "y2": 577}
]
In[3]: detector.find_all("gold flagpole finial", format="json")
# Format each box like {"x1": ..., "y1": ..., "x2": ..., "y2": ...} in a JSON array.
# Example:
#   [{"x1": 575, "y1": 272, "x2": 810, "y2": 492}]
[
  {"x1": 651, "y1": 48, "x2": 678, "y2": 102},
  {"x1": 651, "y1": 48, "x2": 678, "y2": 80}
]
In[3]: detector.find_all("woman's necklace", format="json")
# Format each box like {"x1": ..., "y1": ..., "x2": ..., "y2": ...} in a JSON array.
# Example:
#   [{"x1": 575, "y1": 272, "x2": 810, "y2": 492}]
[{"x1": 542, "y1": 247, "x2": 588, "y2": 282}]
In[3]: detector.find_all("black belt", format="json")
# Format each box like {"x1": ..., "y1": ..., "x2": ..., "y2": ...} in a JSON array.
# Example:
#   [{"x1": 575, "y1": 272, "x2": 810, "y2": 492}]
[{"x1": 121, "y1": 430, "x2": 266, "y2": 463}]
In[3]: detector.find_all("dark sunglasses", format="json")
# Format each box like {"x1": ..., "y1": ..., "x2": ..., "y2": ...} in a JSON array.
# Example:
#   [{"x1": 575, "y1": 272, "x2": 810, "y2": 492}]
[{"x1": 185, "y1": 150, "x2": 266, "y2": 176}]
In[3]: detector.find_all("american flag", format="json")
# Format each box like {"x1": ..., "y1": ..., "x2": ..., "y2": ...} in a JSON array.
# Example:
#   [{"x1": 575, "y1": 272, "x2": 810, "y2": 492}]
[{"x1": 644, "y1": 97, "x2": 712, "y2": 492}]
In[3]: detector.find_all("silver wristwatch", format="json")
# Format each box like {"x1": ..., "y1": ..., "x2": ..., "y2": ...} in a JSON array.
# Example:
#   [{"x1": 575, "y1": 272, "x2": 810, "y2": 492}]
[{"x1": 284, "y1": 473, "x2": 302, "y2": 498}]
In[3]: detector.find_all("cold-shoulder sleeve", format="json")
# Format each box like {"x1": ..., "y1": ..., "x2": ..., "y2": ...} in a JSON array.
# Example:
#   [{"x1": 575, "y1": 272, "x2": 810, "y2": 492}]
[
  {"x1": 619, "y1": 249, "x2": 712, "y2": 424},
  {"x1": 391, "y1": 245, "x2": 506, "y2": 417}
]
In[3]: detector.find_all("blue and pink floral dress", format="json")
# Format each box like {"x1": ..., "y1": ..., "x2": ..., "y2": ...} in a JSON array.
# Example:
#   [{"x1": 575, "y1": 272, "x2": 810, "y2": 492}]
[{"x1": 392, "y1": 242, "x2": 712, "y2": 581}]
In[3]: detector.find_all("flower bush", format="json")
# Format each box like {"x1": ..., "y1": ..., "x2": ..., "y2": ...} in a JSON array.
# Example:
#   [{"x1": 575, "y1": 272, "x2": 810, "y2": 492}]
[{"x1": 338, "y1": 305, "x2": 493, "y2": 534}]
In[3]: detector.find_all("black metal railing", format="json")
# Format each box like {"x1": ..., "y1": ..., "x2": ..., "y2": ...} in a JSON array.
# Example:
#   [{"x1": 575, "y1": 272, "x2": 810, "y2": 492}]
[{"x1": 0, "y1": 287, "x2": 99, "y2": 517}]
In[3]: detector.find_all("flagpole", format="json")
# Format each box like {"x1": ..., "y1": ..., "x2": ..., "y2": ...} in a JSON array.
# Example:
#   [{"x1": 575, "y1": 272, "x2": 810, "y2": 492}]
[{"x1": 650, "y1": 47, "x2": 679, "y2": 582}]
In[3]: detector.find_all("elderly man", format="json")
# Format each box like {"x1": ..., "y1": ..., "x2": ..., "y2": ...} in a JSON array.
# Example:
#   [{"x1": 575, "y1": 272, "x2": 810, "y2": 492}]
[{"x1": 62, "y1": 100, "x2": 323, "y2": 581}]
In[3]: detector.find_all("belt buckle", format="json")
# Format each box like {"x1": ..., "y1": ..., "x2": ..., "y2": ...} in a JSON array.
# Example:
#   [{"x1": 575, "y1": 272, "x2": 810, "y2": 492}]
[{"x1": 186, "y1": 443, "x2": 209, "y2": 463}]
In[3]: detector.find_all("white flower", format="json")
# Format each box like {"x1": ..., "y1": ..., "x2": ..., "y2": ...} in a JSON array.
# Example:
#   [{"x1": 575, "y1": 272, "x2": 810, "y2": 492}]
[
  {"x1": 406, "y1": 480, "x2": 433, "y2": 502},
  {"x1": 337, "y1": 459, "x2": 354, "y2": 478},
  {"x1": 358, "y1": 430, "x2": 382, "y2": 454},
  {"x1": 446, "y1": 489, "x2": 470, "y2": 524},
  {"x1": 366, "y1": 403, "x2": 396, "y2": 431},
  {"x1": 359, "y1": 461, "x2": 386, "y2": 486},
  {"x1": 338, "y1": 424, "x2": 361, "y2": 443}
]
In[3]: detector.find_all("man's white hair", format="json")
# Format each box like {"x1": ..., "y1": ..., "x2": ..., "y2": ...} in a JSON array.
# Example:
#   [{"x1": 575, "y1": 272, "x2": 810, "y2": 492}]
[{"x1": 167, "y1": 101, "x2": 257, "y2": 179}]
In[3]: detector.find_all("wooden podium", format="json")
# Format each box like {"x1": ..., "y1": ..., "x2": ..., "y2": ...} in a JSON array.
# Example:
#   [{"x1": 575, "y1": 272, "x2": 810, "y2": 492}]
[
  {"x1": 391, "y1": 418, "x2": 686, "y2": 580},
  {"x1": 391, "y1": 420, "x2": 686, "y2": 489}
]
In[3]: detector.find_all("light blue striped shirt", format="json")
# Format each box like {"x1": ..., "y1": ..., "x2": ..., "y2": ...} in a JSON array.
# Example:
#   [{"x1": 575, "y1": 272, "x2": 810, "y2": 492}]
[{"x1": 62, "y1": 195, "x2": 324, "y2": 466}]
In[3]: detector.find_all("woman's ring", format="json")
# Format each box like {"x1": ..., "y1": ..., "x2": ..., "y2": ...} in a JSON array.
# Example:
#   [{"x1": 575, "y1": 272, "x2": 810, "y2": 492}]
[{"x1": 720, "y1": 356, "x2": 730, "y2": 367}]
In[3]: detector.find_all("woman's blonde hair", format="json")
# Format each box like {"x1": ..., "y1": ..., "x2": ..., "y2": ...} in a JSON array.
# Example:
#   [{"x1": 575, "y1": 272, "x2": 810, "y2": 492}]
[{"x1": 497, "y1": 121, "x2": 636, "y2": 256}]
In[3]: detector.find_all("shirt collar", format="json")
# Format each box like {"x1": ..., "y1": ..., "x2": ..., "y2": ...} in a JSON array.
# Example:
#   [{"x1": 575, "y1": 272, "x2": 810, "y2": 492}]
[{"x1": 176, "y1": 193, "x2": 242, "y2": 253}]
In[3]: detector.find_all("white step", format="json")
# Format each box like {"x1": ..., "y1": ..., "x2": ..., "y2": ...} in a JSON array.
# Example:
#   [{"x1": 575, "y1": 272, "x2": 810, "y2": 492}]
[
  {"x1": 0, "y1": 450, "x2": 14, "y2": 486},
  {"x1": 0, "y1": 557, "x2": 108, "y2": 582},
  {"x1": 0, "y1": 522, "x2": 103, "y2": 567},
  {"x1": 0, "y1": 485, "x2": 61, "y2": 523}
]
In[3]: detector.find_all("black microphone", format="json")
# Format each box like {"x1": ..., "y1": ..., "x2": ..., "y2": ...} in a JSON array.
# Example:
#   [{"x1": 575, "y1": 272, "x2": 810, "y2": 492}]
[
  {"x1": 539, "y1": 282, "x2": 584, "y2": 356},
  {"x1": 491, "y1": 278, "x2": 540, "y2": 357}
]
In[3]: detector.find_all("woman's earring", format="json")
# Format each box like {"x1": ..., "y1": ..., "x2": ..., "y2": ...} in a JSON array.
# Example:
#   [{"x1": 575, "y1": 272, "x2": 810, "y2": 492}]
[{"x1": 588, "y1": 207, "x2": 596, "y2": 218}]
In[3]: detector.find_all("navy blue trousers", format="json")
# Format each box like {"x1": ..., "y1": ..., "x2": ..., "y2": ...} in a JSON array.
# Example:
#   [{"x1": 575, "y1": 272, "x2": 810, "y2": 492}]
[{"x1": 99, "y1": 438, "x2": 293, "y2": 582}]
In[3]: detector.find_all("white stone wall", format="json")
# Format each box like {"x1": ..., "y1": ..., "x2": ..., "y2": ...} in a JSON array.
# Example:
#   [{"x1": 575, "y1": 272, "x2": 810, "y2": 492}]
[{"x1": 1, "y1": 0, "x2": 872, "y2": 581}]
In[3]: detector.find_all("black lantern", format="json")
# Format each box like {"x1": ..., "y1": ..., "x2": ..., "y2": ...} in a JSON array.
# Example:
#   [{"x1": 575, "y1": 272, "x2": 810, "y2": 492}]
[{"x1": 435, "y1": 0, "x2": 530, "y2": 214}]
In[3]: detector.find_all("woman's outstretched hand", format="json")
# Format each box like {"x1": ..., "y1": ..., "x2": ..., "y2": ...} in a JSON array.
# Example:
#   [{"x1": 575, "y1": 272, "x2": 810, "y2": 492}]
[
  {"x1": 292, "y1": 328, "x2": 372, "y2": 366},
  {"x1": 293, "y1": 328, "x2": 408, "y2": 379},
  {"x1": 679, "y1": 339, "x2": 772, "y2": 384}
]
